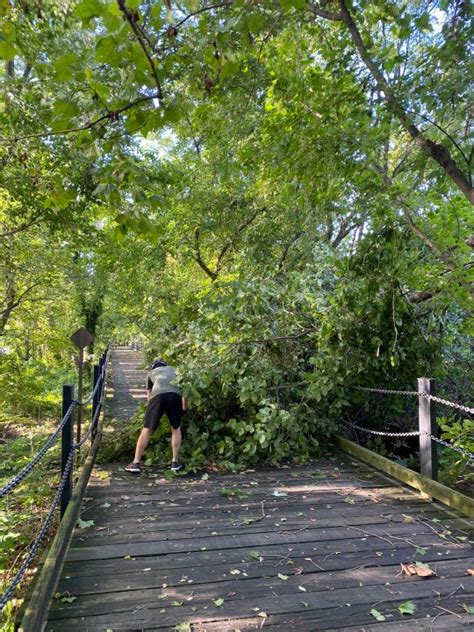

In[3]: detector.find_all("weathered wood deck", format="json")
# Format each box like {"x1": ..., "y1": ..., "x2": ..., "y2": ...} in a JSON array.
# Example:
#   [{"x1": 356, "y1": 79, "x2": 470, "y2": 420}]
[{"x1": 45, "y1": 348, "x2": 473, "y2": 631}]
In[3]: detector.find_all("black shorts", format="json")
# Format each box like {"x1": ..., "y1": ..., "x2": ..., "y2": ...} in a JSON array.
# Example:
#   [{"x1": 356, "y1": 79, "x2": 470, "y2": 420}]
[{"x1": 144, "y1": 392, "x2": 183, "y2": 431}]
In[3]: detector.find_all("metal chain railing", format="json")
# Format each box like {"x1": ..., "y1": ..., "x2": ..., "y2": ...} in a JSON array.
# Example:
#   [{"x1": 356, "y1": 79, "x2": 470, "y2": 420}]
[
  {"x1": 352, "y1": 385, "x2": 419, "y2": 397},
  {"x1": 351, "y1": 385, "x2": 474, "y2": 415},
  {"x1": 0, "y1": 347, "x2": 109, "y2": 610},
  {"x1": 0, "y1": 402, "x2": 75, "y2": 500},
  {"x1": 72, "y1": 386, "x2": 104, "y2": 449},
  {"x1": 73, "y1": 362, "x2": 106, "y2": 407},
  {"x1": 419, "y1": 392, "x2": 474, "y2": 416},
  {"x1": 343, "y1": 420, "x2": 474, "y2": 461},
  {"x1": 430, "y1": 435, "x2": 474, "y2": 461},
  {"x1": 72, "y1": 356, "x2": 108, "y2": 449},
  {"x1": 344, "y1": 420, "x2": 421, "y2": 438},
  {"x1": 0, "y1": 451, "x2": 74, "y2": 609},
  {"x1": 0, "y1": 353, "x2": 108, "y2": 500}
]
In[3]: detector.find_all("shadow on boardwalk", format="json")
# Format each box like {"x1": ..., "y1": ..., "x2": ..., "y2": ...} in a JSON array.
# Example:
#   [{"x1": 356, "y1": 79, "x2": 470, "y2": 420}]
[{"x1": 45, "y1": 349, "x2": 473, "y2": 631}]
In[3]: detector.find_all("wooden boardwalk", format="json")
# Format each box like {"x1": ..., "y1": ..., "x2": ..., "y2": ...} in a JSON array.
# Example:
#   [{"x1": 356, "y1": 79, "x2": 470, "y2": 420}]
[{"x1": 45, "y1": 349, "x2": 473, "y2": 631}]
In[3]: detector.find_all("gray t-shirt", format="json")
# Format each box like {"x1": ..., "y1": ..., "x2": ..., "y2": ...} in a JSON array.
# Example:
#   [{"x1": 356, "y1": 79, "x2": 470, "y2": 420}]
[{"x1": 147, "y1": 366, "x2": 181, "y2": 399}]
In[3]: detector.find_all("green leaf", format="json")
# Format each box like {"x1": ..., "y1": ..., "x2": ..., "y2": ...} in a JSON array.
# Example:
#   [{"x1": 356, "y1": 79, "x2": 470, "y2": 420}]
[
  {"x1": 463, "y1": 604, "x2": 474, "y2": 614},
  {"x1": 213, "y1": 597, "x2": 224, "y2": 607},
  {"x1": 54, "y1": 53, "x2": 76, "y2": 81},
  {"x1": 220, "y1": 59, "x2": 239, "y2": 81},
  {"x1": 415, "y1": 547, "x2": 428, "y2": 556},
  {"x1": 76, "y1": 518, "x2": 95, "y2": 529},
  {"x1": 277, "y1": 573, "x2": 289, "y2": 580},
  {"x1": 173, "y1": 624, "x2": 191, "y2": 632},
  {"x1": 95, "y1": 36, "x2": 117, "y2": 63},
  {"x1": 53, "y1": 100, "x2": 80, "y2": 119},
  {"x1": 369, "y1": 608, "x2": 385, "y2": 622},
  {"x1": 250, "y1": 550, "x2": 262, "y2": 560},
  {"x1": 289, "y1": 0, "x2": 307, "y2": 8},
  {"x1": 0, "y1": 41, "x2": 16, "y2": 61},
  {"x1": 75, "y1": 0, "x2": 103, "y2": 21},
  {"x1": 398, "y1": 600, "x2": 417, "y2": 615}
]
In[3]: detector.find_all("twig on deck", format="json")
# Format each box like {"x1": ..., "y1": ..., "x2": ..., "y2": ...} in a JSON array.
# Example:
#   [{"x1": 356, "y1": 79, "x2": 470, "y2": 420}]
[
  {"x1": 438, "y1": 584, "x2": 465, "y2": 601},
  {"x1": 348, "y1": 526, "x2": 393, "y2": 545},
  {"x1": 305, "y1": 557, "x2": 325, "y2": 571},
  {"x1": 434, "y1": 605, "x2": 462, "y2": 618},
  {"x1": 384, "y1": 532, "x2": 422, "y2": 548},
  {"x1": 274, "y1": 551, "x2": 293, "y2": 567},
  {"x1": 416, "y1": 516, "x2": 462, "y2": 545}
]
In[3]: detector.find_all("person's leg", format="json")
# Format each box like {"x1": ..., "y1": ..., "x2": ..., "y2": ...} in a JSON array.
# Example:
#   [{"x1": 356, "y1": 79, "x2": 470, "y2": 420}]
[
  {"x1": 171, "y1": 427, "x2": 181, "y2": 462},
  {"x1": 131, "y1": 395, "x2": 163, "y2": 464},
  {"x1": 133, "y1": 427, "x2": 152, "y2": 463},
  {"x1": 164, "y1": 393, "x2": 183, "y2": 466}
]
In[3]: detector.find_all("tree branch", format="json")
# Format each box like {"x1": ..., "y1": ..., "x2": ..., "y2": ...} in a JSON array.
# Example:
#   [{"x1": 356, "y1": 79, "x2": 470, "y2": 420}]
[
  {"x1": 406, "y1": 109, "x2": 471, "y2": 174},
  {"x1": 375, "y1": 164, "x2": 457, "y2": 271},
  {"x1": 0, "y1": 93, "x2": 160, "y2": 144},
  {"x1": 0, "y1": 215, "x2": 43, "y2": 239},
  {"x1": 117, "y1": 0, "x2": 163, "y2": 100},
  {"x1": 278, "y1": 231, "x2": 303, "y2": 272},
  {"x1": 336, "y1": 0, "x2": 473, "y2": 204},
  {"x1": 193, "y1": 228, "x2": 218, "y2": 281},
  {"x1": 207, "y1": 328, "x2": 316, "y2": 346},
  {"x1": 174, "y1": 1, "x2": 233, "y2": 30},
  {"x1": 215, "y1": 207, "x2": 260, "y2": 274},
  {"x1": 306, "y1": 3, "x2": 343, "y2": 20}
]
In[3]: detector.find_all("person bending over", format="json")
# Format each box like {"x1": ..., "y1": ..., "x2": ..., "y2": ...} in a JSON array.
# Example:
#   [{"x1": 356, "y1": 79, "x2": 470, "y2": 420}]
[{"x1": 125, "y1": 359, "x2": 186, "y2": 474}]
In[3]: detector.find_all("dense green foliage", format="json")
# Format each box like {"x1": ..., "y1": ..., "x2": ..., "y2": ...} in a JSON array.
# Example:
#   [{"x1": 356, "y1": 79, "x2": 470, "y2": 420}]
[
  {"x1": 1, "y1": 0, "x2": 472, "y2": 465},
  {"x1": 0, "y1": 0, "x2": 473, "y2": 619}
]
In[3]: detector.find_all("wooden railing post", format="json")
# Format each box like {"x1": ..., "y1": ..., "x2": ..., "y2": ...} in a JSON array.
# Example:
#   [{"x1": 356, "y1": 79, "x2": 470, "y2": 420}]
[
  {"x1": 92, "y1": 364, "x2": 100, "y2": 440},
  {"x1": 418, "y1": 378, "x2": 438, "y2": 481},
  {"x1": 61, "y1": 385, "x2": 74, "y2": 518}
]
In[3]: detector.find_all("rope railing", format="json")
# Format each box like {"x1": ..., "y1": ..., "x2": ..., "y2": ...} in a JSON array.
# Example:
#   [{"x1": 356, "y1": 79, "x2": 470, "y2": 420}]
[{"x1": 0, "y1": 346, "x2": 109, "y2": 611}]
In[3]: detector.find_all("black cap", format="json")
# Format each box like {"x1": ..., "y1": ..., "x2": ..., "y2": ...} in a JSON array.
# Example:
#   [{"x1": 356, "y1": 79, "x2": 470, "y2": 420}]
[{"x1": 151, "y1": 359, "x2": 167, "y2": 370}]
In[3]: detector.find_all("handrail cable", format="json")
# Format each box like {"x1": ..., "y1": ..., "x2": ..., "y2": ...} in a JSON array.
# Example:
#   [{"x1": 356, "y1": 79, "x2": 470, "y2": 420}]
[
  {"x1": 0, "y1": 355, "x2": 108, "y2": 499},
  {"x1": 343, "y1": 420, "x2": 474, "y2": 460},
  {"x1": 346, "y1": 384, "x2": 474, "y2": 460},
  {"x1": 351, "y1": 385, "x2": 474, "y2": 415},
  {"x1": 0, "y1": 452, "x2": 75, "y2": 609},
  {"x1": 0, "y1": 348, "x2": 109, "y2": 610}
]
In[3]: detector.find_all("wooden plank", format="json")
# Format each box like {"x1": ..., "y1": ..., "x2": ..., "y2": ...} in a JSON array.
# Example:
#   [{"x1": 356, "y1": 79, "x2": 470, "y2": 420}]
[
  {"x1": 178, "y1": 612, "x2": 474, "y2": 632},
  {"x1": 55, "y1": 556, "x2": 472, "y2": 598},
  {"x1": 73, "y1": 508, "x2": 458, "y2": 544},
  {"x1": 71, "y1": 508, "x2": 469, "y2": 548},
  {"x1": 45, "y1": 576, "x2": 472, "y2": 628},
  {"x1": 79, "y1": 480, "x2": 410, "y2": 505},
  {"x1": 77, "y1": 488, "x2": 433, "y2": 523},
  {"x1": 337, "y1": 437, "x2": 474, "y2": 518},
  {"x1": 66, "y1": 518, "x2": 465, "y2": 562},
  {"x1": 187, "y1": 610, "x2": 474, "y2": 632},
  {"x1": 61, "y1": 533, "x2": 473, "y2": 579}
]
